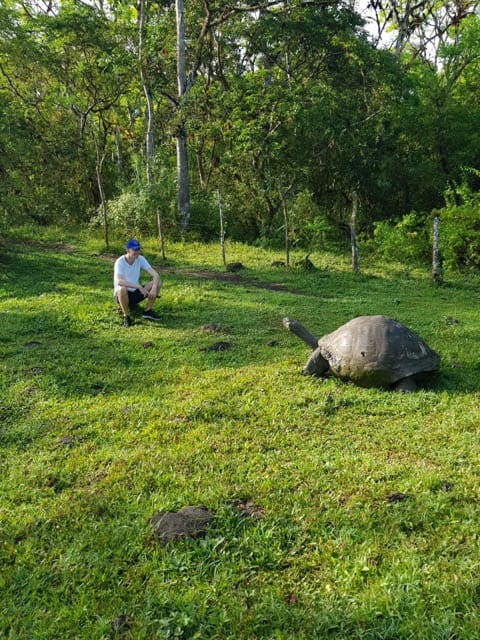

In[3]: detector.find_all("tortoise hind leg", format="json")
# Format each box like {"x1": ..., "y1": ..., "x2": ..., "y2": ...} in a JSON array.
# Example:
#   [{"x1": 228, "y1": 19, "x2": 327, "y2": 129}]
[{"x1": 393, "y1": 376, "x2": 417, "y2": 393}]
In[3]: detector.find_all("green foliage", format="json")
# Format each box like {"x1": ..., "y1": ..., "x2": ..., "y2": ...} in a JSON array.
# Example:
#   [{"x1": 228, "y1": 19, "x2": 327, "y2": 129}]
[
  {"x1": 186, "y1": 194, "x2": 221, "y2": 242},
  {"x1": 289, "y1": 190, "x2": 333, "y2": 249},
  {"x1": 371, "y1": 211, "x2": 431, "y2": 263},
  {"x1": 1, "y1": 230, "x2": 480, "y2": 638},
  {"x1": 2, "y1": 1, "x2": 480, "y2": 259},
  {"x1": 94, "y1": 153, "x2": 179, "y2": 239},
  {"x1": 94, "y1": 189, "x2": 157, "y2": 237},
  {"x1": 436, "y1": 179, "x2": 480, "y2": 269}
]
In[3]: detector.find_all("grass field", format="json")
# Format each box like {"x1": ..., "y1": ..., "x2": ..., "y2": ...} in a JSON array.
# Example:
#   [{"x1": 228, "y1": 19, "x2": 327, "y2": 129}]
[{"x1": 1, "y1": 228, "x2": 480, "y2": 639}]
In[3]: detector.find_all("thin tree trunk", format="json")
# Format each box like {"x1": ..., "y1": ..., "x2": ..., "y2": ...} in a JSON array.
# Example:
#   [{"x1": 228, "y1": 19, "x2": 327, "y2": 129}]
[
  {"x1": 143, "y1": 87, "x2": 155, "y2": 185},
  {"x1": 138, "y1": 0, "x2": 154, "y2": 184},
  {"x1": 394, "y1": 13, "x2": 410, "y2": 57},
  {"x1": 94, "y1": 139, "x2": 108, "y2": 247},
  {"x1": 176, "y1": 124, "x2": 190, "y2": 233},
  {"x1": 139, "y1": 0, "x2": 165, "y2": 254},
  {"x1": 114, "y1": 127, "x2": 123, "y2": 174},
  {"x1": 350, "y1": 190, "x2": 359, "y2": 273},
  {"x1": 176, "y1": 0, "x2": 191, "y2": 233}
]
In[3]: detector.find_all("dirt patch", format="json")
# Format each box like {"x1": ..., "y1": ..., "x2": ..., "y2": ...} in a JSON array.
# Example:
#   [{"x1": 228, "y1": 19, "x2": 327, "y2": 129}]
[
  {"x1": 46, "y1": 242, "x2": 77, "y2": 253},
  {"x1": 16, "y1": 239, "x2": 77, "y2": 253},
  {"x1": 159, "y1": 266, "x2": 311, "y2": 295},
  {"x1": 151, "y1": 505, "x2": 214, "y2": 545}
]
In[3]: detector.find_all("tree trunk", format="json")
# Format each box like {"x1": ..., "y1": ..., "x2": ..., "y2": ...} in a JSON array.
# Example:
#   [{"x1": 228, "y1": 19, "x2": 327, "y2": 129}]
[
  {"x1": 350, "y1": 190, "x2": 359, "y2": 273},
  {"x1": 394, "y1": 9, "x2": 410, "y2": 57},
  {"x1": 176, "y1": 124, "x2": 190, "y2": 233},
  {"x1": 94, "y1": 139, "x2": 108, "y2": 247},
  {"x1": 143, "y1": 85, "x2": 155, "y2": 185},
  {"x1": 114, "y1": 127, "x2": 123, "y2": 174},
  {"x1": 138, "y1": 0, "x2": 154, "y2": 184},
  {"x1": 176, "y1": 0, "x2": 191, "y2": 233},
  {"x1": 138, "y1": 0, "x2": 165, "y2": 253}
]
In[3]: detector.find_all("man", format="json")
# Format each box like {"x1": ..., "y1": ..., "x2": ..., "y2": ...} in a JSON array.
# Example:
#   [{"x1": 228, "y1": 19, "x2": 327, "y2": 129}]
[{"x1": 114, "y1": 239, "x2": 161, "y2": 327}]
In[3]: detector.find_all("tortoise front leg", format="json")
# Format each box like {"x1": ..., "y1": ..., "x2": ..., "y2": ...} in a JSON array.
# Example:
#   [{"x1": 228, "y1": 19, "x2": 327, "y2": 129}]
[
  {"x1": 303, "y1": 347, "x2": 330, "y2": 376},
  {"x1": 392, "y1": 377, "x2": 417, "y2": 393}
]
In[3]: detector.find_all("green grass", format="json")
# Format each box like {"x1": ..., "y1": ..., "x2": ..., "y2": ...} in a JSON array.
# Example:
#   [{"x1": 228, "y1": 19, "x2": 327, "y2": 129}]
[{"x1": 1, "y1": 230, "x2": 480, "y2": 639}]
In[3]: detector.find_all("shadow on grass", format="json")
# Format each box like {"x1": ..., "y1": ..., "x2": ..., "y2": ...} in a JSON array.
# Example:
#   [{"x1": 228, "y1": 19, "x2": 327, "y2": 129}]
[
  {"x1": 0, "y1": 244, "x2": 110, "y2": 299},
  {"x1": 0, "y1": 301, "x2": 286, "y2": 399}
]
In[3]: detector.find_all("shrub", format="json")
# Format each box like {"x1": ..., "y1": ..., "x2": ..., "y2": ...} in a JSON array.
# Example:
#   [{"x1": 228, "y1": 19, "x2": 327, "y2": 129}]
[
  {"x1": 371, "y1": 211, "x2": 431, "y2": 263},
  {"x1": 437, "y1": 182, "x2": 480, "y2": 269},
  {"x1": 90, "y1": 185, "x2": 177, "y2": 239},
  {"x1": 187, "y1": 194, "x2": 221, "y2": 242}
]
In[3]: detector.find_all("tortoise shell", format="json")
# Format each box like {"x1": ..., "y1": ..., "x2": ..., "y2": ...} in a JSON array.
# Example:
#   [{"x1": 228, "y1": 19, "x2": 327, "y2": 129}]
[{"x1": 316, "y1": 315, "x2": 439, "y2": 388}]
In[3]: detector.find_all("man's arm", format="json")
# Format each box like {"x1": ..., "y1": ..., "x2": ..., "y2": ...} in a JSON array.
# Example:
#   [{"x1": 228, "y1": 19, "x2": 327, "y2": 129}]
[
  {"x1": 146, "y1": 267, "x2": 160, "y2": 283},
  {"x1": 145, "y1": 267, "x2": 161, "y2": 299},
  {"x1": 115, "y1": 274, "x2": 143, "y2": 290}
]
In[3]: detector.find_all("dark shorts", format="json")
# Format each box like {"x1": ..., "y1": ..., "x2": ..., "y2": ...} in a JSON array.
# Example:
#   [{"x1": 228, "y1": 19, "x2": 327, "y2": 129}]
[{"x1": 115, "y1": 288, "x2": 146, "y2": 308}]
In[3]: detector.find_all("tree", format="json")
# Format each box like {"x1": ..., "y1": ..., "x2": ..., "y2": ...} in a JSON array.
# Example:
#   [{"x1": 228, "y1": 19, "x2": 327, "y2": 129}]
[
  {"x1": 365, "y1": 1, "x2": 480, "y2": 59},
  {"x1": 0, "y1": 0, "x2": 136, "y2": 228},
  {"x1": 175, "y1": 0, "x2": 190, "y2": 232}
]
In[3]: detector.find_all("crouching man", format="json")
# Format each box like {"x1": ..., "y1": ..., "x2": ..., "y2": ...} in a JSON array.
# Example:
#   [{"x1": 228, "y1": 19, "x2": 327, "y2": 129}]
[{"x1": 114, "y1": 239, "x2": 161, "y2": 327}]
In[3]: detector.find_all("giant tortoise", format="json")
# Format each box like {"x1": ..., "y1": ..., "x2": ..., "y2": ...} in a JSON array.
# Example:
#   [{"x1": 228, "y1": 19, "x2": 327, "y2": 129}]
[{"x1": 283, "y1": 315, "x2": 440, "y2": 391}]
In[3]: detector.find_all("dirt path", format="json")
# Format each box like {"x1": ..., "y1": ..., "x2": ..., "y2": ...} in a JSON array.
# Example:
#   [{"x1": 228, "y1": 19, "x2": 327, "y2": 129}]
[
  {"x1": 159, "y1": 266, "x2": 311, "y2": 295},
  {"x1": 97, "y1": 252, "x2": 312, "y2": 296}
]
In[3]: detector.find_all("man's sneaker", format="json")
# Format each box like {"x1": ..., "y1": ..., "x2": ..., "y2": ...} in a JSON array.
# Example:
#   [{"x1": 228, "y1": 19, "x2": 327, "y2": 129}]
[
  {"x1": 142, "y1": 309, "x2": 161, "y2": 322},
  {"x1": 123, "y1": 315, "x2": 132, "y2": 328}
]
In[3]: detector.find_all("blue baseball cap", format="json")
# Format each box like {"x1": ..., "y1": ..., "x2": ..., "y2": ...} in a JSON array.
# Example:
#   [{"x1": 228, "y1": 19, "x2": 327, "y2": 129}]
[{"x1": 126, "y1": 239, "x2": 141, "y2": 251}]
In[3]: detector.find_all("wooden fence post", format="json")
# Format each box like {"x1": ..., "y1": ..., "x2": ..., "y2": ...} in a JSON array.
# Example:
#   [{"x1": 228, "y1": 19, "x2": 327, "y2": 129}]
[
  {"x1": 432, "y1": 215, "x2": 441, "y2": 286},
  {"x1": 157, "y1": 209, "x2": 166, "y2": 261},
  {"x1": 218, "y1": 190, "x2": 226, "y2": 267}
]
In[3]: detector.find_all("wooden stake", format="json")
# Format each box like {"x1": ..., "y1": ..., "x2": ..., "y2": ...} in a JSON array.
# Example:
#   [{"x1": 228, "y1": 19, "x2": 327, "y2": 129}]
[
  {"x1": 157, "y1": 209, "x2": 166, "y2": 261},
  {"x1": 218, "y1": 190, "x2": 226, "y2": 267},
  {"x1": 432, "y1": 216, "x2": 441, "y2": 286}
]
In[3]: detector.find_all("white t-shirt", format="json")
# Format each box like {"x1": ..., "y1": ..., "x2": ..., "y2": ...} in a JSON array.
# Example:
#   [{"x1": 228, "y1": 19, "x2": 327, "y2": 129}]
[{"x1": 113, "y1": 255, "x2": 152, "y2": 296}]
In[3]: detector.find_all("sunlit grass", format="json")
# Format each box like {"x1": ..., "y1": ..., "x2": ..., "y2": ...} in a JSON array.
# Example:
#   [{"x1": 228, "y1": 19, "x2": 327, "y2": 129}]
[{"x1": 1, "y1": 230, "x2": 479, "y2": 638}]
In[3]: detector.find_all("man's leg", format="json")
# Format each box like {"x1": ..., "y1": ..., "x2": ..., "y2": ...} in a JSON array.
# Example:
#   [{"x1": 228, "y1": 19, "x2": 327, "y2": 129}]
[
  {"x1": 116, "y1": 286, "x2": 130, "y2": 316},
  {"x1": 116, "y1": 287, "x2": 146, "y2": 326}
]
